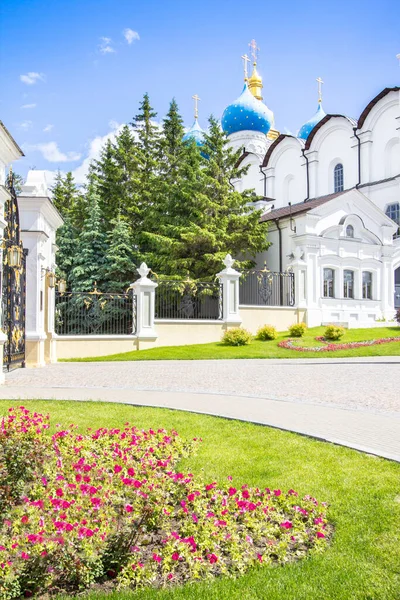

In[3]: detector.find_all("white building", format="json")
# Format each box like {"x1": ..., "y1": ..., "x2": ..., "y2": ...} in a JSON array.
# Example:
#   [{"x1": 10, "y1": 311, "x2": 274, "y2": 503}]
[{"x1": 217, "y1": 56, "x2": 400, "y2": 327}]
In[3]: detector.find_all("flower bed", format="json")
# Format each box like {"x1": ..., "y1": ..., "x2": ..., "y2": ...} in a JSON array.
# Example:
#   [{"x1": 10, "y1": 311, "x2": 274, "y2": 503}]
[
  {"x1": 0, "y1": 407, "x2": 330, "y2": 598},
  {"x1": 278, "y1": 336, "x2": 400, "y2": 352}
]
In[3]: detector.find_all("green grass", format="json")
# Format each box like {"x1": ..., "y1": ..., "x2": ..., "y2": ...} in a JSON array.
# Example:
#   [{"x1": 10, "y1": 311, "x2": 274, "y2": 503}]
[
  {"x1": 1, "y1": 400, "x2": 399, "y2": 600},
  {"x1": 64, "y1": 326, "x2": 400, "y2": 362}
]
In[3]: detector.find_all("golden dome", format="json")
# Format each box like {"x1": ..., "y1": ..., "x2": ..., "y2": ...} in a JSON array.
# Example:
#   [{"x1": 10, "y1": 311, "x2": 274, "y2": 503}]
[{"x1": 248, "y1": 63, "x2": 263, "y2": 101}]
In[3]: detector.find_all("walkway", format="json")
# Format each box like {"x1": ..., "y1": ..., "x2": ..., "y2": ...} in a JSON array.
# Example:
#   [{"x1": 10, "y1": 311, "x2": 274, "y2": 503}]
[{"x1": 1, "y1": 357, "x2": 400, "y2": 462}]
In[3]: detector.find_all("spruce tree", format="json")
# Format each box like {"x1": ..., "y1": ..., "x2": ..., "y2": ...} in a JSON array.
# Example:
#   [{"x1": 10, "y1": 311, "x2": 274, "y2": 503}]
[
  {"x1": 102, "y1": 215, "x2": 138, "y2": 292},
  {"x1": 55, "y1": 218, "x2": 77, "y2": 287},
  {"x1": 70, "y1": 189, "x2": 107, "y2": 291}
]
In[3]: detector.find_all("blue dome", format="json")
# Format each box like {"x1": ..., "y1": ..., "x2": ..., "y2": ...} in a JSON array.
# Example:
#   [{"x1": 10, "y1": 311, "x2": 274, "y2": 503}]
[
  {"x1": 182, "y1": 118, "x2": 205, "y2": 146},
  {"x1": 298, "y1": 103, "x2": 326, "y2": 140},
  {"x1": 221, "y1": 83, "x2": 273, "y2": 136}
]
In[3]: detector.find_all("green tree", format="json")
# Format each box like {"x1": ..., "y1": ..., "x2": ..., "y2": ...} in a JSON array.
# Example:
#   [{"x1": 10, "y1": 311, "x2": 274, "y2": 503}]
[
  {"x1": 55, "y1": 218, "x2": 77, "y2": 287},
  {"x1": 69, "y1": 189, "x2": 107, "y2": 291},
  {"x1": 142, "y1": 115, "x2": 269, "y2": 279},
  {"x1": 102, "y1": 215, "x2": 138, "y2": 292}
]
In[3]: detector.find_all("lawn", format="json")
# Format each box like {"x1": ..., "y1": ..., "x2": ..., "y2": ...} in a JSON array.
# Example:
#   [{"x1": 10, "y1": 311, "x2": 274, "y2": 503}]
[
  {"x1": 63, "y1": 325, "x2": 400, "y2": 362},
  {"x1": 1, "y1": 400, "x2": 399, "y2": 600}
]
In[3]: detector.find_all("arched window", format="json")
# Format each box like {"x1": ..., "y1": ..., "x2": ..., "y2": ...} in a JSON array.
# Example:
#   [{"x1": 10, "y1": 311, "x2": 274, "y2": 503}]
[
  {"x1": 385, "y1": 202, "x2": 400, "y2": 238},
  {"x1": 334, "y1": 163, "x2": 344, "y2": 193},
  {"x1": 346, "y1": 224, "x2": 354, "y2": 238}
]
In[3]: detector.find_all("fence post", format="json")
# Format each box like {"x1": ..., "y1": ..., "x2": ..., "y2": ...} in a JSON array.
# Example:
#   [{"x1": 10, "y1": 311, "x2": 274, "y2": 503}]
[
  {"x1": 131, "y1": 263, "x2": 158, "y2": 346},
  {"x1": 217, "y1": 254, "x2": 242, "y2": 326}
]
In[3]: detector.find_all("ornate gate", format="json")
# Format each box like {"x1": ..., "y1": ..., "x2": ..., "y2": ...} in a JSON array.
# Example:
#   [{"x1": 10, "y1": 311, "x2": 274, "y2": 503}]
[{"x1": 1, "y1": 171, "x2": 27, "y2": 371}]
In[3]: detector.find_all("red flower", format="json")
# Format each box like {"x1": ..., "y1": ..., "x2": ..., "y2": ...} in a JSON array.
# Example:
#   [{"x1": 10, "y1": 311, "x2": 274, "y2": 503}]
[
  {"x1": 21, "y1": 515, "x2": 29, "y2": 524},
  {"x1": 55, "y1": 488, "x2": 63, "y2": 497},
  {"x1": 114, "y1": 465, "x2": 122, "y2": 474},
  {"x1": 125, "y1": 504, "x2": 133, "y2": 513},
  {"x1": 228, "y1": 487, "x2": 237, "y2": 496},
  {"x1": 208, "y1": 553, "x2": 218, "y2": 564},
  {"x1": 316, "y1": 531, "x2": 325, "y2": 538},
  {"x1": 152, "y1": 553, "x2": 162, "y2": 562},
  {"x1": 172, "y1": 552, "x2": 180, "y2": 561}
]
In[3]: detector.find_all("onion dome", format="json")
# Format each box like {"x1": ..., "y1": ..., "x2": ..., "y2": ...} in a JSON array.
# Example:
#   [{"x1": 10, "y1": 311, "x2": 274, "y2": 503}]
[
  {"x1": 298, "y1": 102, "x2": 326, "y2": 140},
  {"x1": 182, "y1": 118, "x2": 205, "y2": 146},
  {"x1": 221, "y1": 82, "x2": 273, "y2": 136}
]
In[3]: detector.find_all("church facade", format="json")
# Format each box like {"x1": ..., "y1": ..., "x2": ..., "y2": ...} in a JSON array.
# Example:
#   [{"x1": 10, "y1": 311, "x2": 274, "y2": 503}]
[{"x1": 214, "y1": 50, "x2": 400, "y2": 327}]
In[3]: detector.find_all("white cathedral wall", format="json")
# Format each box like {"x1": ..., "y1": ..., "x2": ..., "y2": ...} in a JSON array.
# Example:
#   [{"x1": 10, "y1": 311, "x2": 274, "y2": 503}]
[
  {"x1": 308, "y1": 120, "x2": 358, "y2": 197},
  {"x1": 268, "y1": 142, "x2": 307, "y2": 207},
  {"x1": 238, "y1": 155, "x2": 264, "y2": 196},
  {"x1": 359, "y1": 90, "x2": 400, "y2": 183}
]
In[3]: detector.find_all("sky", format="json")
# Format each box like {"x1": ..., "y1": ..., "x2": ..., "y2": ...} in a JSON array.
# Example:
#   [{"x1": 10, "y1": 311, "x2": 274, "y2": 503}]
[{"x1": 0, "y1": 0, "x2": 399, "y2": 185}]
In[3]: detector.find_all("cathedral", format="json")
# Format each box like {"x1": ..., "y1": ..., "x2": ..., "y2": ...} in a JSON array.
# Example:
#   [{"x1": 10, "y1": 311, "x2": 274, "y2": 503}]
[{"x1": 185, "y1": 41, "x2": 400, "y2": 327}]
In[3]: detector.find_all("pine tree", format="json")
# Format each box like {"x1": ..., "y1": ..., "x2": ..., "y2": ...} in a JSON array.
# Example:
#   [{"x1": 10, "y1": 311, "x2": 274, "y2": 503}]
[
  {"x1": 102, "y1": 215, "x2": 138, "y2": 292},
  {"x1": 69, "y1": 189, "x2": 107, "y2": 291},
  {"x1": 51, "y1": 171, "x2": 80, "y2": 218},
  {"x1": 55, "y1": 218, "x2": 77, "y2": 287},
  {"x1": 141, "y1": 115, "x2": 269, "y2": 279}
]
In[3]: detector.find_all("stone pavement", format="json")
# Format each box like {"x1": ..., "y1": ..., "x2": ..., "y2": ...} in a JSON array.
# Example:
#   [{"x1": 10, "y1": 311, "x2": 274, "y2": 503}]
[{"x1": 1, "y1": 357, "x2": 400, "y2": 461}]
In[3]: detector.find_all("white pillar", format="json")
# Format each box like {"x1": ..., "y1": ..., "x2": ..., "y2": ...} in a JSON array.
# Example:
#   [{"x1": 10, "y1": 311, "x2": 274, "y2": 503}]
[
  {"x1": 217, "y1": 254, "x2": 242, "y2": 326},
  {"x1": 131, "y1": 263, "x2": 158, "y2": 344},
  {"x1": 18, "y1": 171, "x2": 64, "y2": 367}
]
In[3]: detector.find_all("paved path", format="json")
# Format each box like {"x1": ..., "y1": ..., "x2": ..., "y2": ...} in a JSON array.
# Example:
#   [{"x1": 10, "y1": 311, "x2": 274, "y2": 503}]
[{"x1": 1, "y1": 357, "x2": 400, "y2": 462}]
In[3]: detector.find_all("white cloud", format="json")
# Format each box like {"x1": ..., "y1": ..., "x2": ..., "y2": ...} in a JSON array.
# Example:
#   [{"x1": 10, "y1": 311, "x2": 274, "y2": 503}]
[
  {"x1": 123, "y1": 28, "x2": 140, "y2": 44},
  {"x1": 18, "y1": 120, "x2": 33, "y2": 130},
  {"x1": 20, "y1": 72, "x2": 45, "y2": 85},
  {"x1": 99, "y1": 37, "x2": 116, "y2": 54},
  {"x1": 21, "y1": 103, "x2": 37, "y2": 109},
  {"x1": 43, "y1": 124, "x2": 54, "y2": 132},
  {"x1": 23, "y1": 141, "x2": 82, "y2": 163},
  {"x1": 72, "y1": 121, "x2": 123, "y2": 184}
]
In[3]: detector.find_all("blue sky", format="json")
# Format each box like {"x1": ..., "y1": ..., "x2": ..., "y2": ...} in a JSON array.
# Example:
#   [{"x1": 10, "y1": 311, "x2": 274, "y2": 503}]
[{"x1": 1, "y1": 0, "x2": 399, "y2": 183}]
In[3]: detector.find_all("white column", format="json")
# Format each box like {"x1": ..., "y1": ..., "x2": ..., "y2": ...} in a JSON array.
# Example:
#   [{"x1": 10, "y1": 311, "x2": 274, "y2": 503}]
[
  {"x1": 289, "y1": 247, "x2": 308, "y2": 309},
  {"x1": 217, "y1": 254, "x2": 242, "y2": 326},
  {"x1": 131, "y1": 263, "x2": 158, "y2": 341}
]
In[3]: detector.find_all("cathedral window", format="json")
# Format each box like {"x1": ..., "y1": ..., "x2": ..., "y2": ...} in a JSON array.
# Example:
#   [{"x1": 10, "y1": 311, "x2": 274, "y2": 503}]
[
  {"x1": 346, "y1": 224, "x2": 354, "y2": 238},
  {"x1": 385, "y1": 202, "x2": 400, "y2": 238},
  {"x1": 343, "y1": 270, "x2": 354, "y2": 299},
  {"x1": 323, "y1": 268, "x2": 335, "y2": 298},
  {"x1": 362, "y1": 271, "x2": 372, "y2": 300},
  {"x1": 334, "y1": 163, "x2": 344, "y2": 193}
]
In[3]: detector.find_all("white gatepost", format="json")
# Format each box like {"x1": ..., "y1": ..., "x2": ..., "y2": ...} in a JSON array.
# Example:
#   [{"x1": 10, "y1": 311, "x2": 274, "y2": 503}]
[
  {"x1": 217, "y1": 254, "x2": 242, "y2": 326},
  {"x1": 131, "y1": 263, "x2": 158, "y2": 349}
]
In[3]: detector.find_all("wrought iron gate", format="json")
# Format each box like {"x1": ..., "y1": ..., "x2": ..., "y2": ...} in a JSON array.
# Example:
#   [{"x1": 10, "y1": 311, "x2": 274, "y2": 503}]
[{"x1": 1, "y1": 171, "x2": 27, "y2": 371}]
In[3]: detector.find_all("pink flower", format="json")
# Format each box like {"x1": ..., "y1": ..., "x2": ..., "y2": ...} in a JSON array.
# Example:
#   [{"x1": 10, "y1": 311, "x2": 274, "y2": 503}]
[
  {"x1": 274, "y1": 489, "x2": 282, "y2": 497},
  {"x1": 228, "y1": 487, "x2": 237, "y2": 496},
  {"x1": 21, "y1": 515, "x2": 29, "y2": 524},
  {"x1": 21, "y1": 552, "x2": 30, "y2": 560},
  {"x1": 192, "y1": 513, "x2": 198, "y2": 523},
  {"x1": 56, "y1": 488, "x2": 63, "y2": 497},
  {"x1": 257, "y1": 553, "x2": 263, "y2": 562},
  {"x1": 208, "y1": 553, "x2": 218, "y2": 564},
  {"x1": 127, "y1": 467, "x2": 135, "y2": 476},
  {"x1": 280, "y1": 521, "x2": 293, "y2": 529},
  {"x1": 316, "y1": 531, "x2": 325, "y2": 539},
  {"x1": 242, "y1": 490, "x2": 250, "y2": 499},
  {"x1": 125, "y1": 504, "x2": 133, "y2": 513},
  {"x1": 167, "y1": 573, "x2": 174, "y2": 580},
  {"x1": 171, "y1": 552, "x2": 180, "y2": 561},
  {"x1": 153, "y1": 553, "x2": 162, "y2": 563},
  {"x1": 114, "y1": 465, "x2": 122, "y2": 474}
]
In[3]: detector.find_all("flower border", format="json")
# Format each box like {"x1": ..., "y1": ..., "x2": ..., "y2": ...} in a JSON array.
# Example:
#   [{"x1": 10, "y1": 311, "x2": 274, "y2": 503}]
[{"x1": 278, "y1": 336, "x2": 400, "y2": 352}]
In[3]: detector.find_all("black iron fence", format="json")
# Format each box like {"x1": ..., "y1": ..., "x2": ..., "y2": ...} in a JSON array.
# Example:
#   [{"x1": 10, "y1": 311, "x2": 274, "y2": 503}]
[
  {"x1": 239, "y1": 268, "x2": 295, "y2": 307},
  {"x1": 155, "y1": 280, "x2": 223, "y2": 320},
  {"x1": 55, "y1": 289, "x2": 136, "y2": 335}
]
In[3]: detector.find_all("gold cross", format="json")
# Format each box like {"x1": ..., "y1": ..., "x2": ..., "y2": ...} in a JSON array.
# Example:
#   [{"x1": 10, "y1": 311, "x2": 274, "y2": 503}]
[
  {"x1": 248, "y1": 39, "x2": 259, "y2": 64},
  {"x1": 241, "y1": 54, "x2": 251, "y2": 80},
  {"x1": 192, "y1": 94, "x2": 201, "y2": 120},
  {"x1": 316, "y1": 77, "x2": 324, "y2": 103}
]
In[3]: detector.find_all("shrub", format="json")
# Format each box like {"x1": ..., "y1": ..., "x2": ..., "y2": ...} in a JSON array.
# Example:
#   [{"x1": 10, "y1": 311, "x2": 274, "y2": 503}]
[
  {"x1": 288, "y1": 322, "x2": 307, "y2": 337},
  {"x1": 324, "y1": 325, "x2": 346, "y2": 340},
  {"x1": 222, "y1": 327, "x2": 252, "y2": 346},
  {"x1": 0, "y1": 407, "x2": 330, "y2": 598},
  {"x1": 256, "y1": 325, "x2": 278, "y2": 341}
]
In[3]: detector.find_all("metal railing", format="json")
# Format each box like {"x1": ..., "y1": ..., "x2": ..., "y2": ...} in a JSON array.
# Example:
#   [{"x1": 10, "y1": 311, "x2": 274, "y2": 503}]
[
  {"x1": 155, "y1": 280, "x2": 223, "y2": 320},
  {"x1": 239, "y1": 268, "x2": 295, "y2": 307},
  {"x1": 55, "y1": 289, "x2": 136, "y2": 335}
]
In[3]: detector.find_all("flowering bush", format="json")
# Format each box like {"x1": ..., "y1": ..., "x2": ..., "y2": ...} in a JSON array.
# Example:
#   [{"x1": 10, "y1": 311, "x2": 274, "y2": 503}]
[
  {"x1": 0, "y1": 407, "x2": 330, "y2": 598},
  {"x1": 256, "y1": 325, "x2": 278, "y2": 341},
  {"x1": 288, "y1": 323, "x2": 307, "y2": 337},
  {"x1": 221, "y1": 327, "x2": 252, "y2": 346},
  {"x1": 323, "y1": 325, "x2": 346, "y2": 341},
  {"x1": 279, "y1": 336, "x2": 400, "y2": 352}
]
